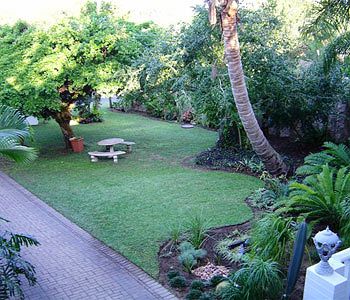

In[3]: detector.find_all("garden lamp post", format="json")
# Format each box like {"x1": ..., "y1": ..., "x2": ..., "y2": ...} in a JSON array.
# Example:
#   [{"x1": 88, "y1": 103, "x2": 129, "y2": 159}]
[{"x1": 313, "y1": 227, "x2": 342, "y2": 276}]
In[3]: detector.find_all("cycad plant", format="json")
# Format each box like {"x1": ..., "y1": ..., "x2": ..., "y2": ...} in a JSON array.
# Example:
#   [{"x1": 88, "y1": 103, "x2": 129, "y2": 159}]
[
  {"x1": 0, "y1": 105, "x2": 37, "y2": 163},
  {"x1": 288, "y1": 165, "x2": 350, "y2": 236},
  {"x1": 296, "y1": 142, "x2": 350, "y2": 177}
]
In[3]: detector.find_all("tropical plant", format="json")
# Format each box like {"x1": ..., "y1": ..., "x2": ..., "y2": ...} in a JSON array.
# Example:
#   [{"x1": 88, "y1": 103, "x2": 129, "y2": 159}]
[
  {"x1": 286, "y1": 165, "x2": 350, "y2": 236},
  {"x1": 0, "y1": 218, "x2": 40, "y2": 299},
  {"x1": 304, "y1": 0, "x2": 350, "y2": 71},
  {"x1": 219, "y1": 257, "x2": 283, "y2": 300},
  {"x1": 250, "y1": 214, "x2": 296, "y2": 265},
  {"x1": 296, "y1": 142, "x2": 350, "y2": 177},
  {"x1": 0, "y1": 105, "x2": 37, "y2": 163},
  {"x1": 207, "y1": 0, "x2": 288, "y2": 175}
]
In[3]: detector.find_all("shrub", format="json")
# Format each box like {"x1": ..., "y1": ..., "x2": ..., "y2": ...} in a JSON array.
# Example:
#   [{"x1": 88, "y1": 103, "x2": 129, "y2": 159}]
[
  {"x1": 178, "y1": 242, "x2": 207, "y2": 273},
  {"x1": 190, "y1": 280, "x2": 205, "y2": 291},
  {"x1": 248, "y1": 173, "x2": 289, "y2": 210},
  {"x1": 178, "y1": 252, "x2": 197, "y2": 273},
  {"x1": 199, "y1": 292, "x2": 215, "y2": 300},
  {"x1": 185, "y1": 289, "x2": 203, "y2": 300},
  {"x1": 210, "y1": 274, "x2": 226, "y2": 287},
  {"x1": 167, "y1": 270, "x2": 181, "y2": 280},
  {"x1": 169, "y1": 275, "x2": 187, "y2": 289}
]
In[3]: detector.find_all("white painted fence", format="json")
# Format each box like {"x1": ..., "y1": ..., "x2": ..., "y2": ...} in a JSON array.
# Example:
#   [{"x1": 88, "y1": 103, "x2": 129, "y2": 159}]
[{"x1": 304, "y1": 248, "x2": 350, "y2": 300}]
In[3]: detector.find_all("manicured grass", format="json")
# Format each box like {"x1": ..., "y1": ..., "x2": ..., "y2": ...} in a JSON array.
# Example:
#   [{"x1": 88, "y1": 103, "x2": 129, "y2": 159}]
[{"x1": 4, "y1": 109, "x2": 262, "y2": 277}]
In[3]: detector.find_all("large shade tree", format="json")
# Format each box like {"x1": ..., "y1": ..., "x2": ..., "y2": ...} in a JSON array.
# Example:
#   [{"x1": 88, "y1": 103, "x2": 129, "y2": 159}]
[
  {"x1": 0, "y1": 1, "x2": 160, "y2": 147},
  {"x1": 207, "y1": 0, "x2": 288, "y2": 175}
]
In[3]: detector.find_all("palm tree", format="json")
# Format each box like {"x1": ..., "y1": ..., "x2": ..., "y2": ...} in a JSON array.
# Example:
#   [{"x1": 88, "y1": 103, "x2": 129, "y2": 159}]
[
  {"x1": 207, "y1": 0, "x2": 288, "y2": 175},
  {"x1": 0, "y1": 105, "x2": 37, "y2": 163},
  {"x1": 304, "y1": 0, "x2": 350, "y2": 71}
]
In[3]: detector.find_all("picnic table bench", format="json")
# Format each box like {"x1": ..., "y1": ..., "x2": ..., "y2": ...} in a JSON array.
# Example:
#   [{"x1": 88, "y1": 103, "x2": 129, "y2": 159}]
[{"x1": 88, "y1": 151, "x2": 126, "y2": 163}]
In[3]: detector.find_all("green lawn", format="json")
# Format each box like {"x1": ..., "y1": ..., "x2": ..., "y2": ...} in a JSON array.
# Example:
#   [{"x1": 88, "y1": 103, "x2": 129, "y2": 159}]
[{"x1": 4, "y1": 109, "x2": 261, "y2": 277}]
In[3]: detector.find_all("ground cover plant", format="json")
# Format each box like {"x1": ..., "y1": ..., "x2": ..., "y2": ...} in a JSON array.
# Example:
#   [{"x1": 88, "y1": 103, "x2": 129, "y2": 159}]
[{"x1": 1, "y1": 109, "x2": 261, "y2": 277}]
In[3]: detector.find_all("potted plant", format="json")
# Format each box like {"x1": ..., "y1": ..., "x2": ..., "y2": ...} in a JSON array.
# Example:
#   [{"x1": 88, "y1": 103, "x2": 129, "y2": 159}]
[
  {"x1": 181, "y1": 109, "x2": 194, "y2": 129},
  {"x1": 69, "y1": 137, "x2": 84, "y2": 152}
]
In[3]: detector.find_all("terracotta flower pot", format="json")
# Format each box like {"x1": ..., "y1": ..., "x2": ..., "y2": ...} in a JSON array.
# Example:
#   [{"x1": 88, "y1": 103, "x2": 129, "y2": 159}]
[{"x1": 69, "y1": 137, "x2": 84, "y2": 153}]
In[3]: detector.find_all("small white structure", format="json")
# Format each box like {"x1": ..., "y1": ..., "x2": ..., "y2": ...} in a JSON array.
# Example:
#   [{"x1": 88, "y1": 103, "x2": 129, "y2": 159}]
[
  {"x1": 303, "y1": 228, "x2": 350, "y2": 300},
  {"x1": 25, "y1": 116, "x2": 39, "y2": 126}
]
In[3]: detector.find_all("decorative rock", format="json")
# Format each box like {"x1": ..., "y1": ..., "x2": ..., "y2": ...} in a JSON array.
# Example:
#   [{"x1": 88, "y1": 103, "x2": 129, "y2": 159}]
[
  {"x1": 193, "y1": 262, "x2": 230, "y2": 281},
  {"x1": 181, "y1": 124, "x2": 194, "y2": 129},
  {"x1": 25, "y1": 116, "x2": 39, "y2": 126}
]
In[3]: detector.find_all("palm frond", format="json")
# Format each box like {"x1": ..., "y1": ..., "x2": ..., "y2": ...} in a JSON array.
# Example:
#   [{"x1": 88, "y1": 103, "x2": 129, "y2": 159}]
[
  {"x1": 0, "y1": 105, "x2": 31, "y2": 140},
  {"x1": 304, "y1": 0, "x2": 350, "y2": 35},
  {"x1": 323, "y1": 30, "x2": 350, "y2": 71},
  {"x1": 0, "y1": 138, "x2": 37, "y2": 163}
]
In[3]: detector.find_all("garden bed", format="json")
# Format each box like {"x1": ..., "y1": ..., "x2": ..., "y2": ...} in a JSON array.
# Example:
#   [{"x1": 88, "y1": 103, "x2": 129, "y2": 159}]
[{"x1": 158, "y1": 222, "x2": 250, "y2": 299}]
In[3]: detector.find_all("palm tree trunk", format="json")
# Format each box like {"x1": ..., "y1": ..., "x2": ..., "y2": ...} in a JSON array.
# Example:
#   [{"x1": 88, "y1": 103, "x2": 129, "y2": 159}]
[{"x1": 220, "y1": 1, "x2": 288, "y2": 175}]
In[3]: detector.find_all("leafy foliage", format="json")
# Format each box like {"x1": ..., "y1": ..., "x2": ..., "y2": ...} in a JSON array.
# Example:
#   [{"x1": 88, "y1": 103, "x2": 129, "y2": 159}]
[
  {"x1": 250, "y1": 214, "x2": 296, "y2": 265},
  {"x1": 296, "y1": 142, "x2": 350, "y2": 177},
  {"x1": 0, "y1": 219, "x2": 40, "y2": 299},
  {"x1": 178, "y1": 242, "x2": 207, "y2": 273},
  {"x1": 169, "y1": 275, "x2": 187, "y2": 289},
  {"x1": 286, "y1": 165, "x2": 350, "y2": 236},
  {"x1": 0, "y1": 105, "x2": 37, "y2": 163},
  {"x1": 219, "y1": 258, "x2": 283, "y2": 300}
]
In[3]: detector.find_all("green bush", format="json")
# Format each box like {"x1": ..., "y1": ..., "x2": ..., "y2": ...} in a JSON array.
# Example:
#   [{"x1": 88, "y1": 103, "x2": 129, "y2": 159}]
[
  {"x1": 169, "y1": 275, "x2": 187, "y2": 289},
  {"x1": 210, "y1": 275, "x2": 226, "y2": 287},
  {"x1": 178, "y1": 242, "x2": 207, "y2": 273},
  {"x1": 185, "y1": 289, "x2": 203, "y2": 300},
  {"x1": 199, "y1": 292, "x2": 215, "y2": 300},
  {"x1": 190, "y1": 280, "x2": 205, "y2": 291},
  {"x1": 167, "y1": 270, "x2": 181, "y2": 280}
]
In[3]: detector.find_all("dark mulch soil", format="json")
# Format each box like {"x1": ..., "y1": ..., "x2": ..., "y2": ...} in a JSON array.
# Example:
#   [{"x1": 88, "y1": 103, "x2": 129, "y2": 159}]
[{"x1": 194, "y1": 136, "x2": 322, "y2": 178}]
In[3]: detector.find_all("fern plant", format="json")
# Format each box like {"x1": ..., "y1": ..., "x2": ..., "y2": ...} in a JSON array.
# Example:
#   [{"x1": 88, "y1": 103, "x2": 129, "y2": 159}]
[
  {"x1": 0, "y1": 218, "x2": 40, "y2": 299},
  {"x1": 296, "y1": 142, "x2": 350, "y2": 177},
  {"x1": 287, "y1": 165, "x2": 350, "y2": 236}
]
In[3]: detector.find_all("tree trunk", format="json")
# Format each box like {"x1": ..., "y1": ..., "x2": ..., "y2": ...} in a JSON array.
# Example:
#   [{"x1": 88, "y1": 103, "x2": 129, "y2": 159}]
[
  {"x1": 54, "y1": 104, "x2": 74, "y2": 149},
  {"x1": 220, "y1": 1, "x2": 288, "y2": 175}
]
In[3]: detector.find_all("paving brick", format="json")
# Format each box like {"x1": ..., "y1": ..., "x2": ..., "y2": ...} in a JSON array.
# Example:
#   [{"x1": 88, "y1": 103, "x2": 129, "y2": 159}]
[{"x1": 0, "y1": 172, "x2": 177, "y2": 300}]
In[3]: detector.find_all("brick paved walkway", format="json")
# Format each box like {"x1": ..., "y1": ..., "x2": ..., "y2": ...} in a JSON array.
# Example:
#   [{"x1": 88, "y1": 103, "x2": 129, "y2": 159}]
[{"x1": 0, "y1": 171, "x2": 176, "y2": 300}]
